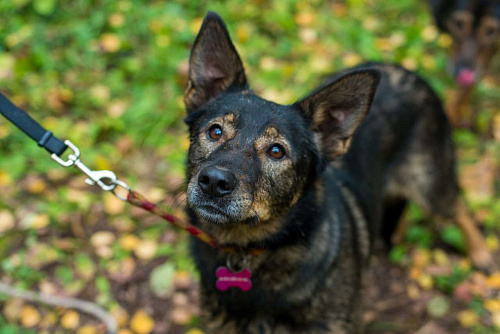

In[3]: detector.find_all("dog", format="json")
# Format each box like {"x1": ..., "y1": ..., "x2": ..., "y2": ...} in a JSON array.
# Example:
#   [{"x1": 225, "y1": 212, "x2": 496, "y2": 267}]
[
  {"x1": 183, "y1": 12, "x2": 495, "y2": 334},
  {"x1": 428, "y1": 0, "x2": 500, "y2": 125}
]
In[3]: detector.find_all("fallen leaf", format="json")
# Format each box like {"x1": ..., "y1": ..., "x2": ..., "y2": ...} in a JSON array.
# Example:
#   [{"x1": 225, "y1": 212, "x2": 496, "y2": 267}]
[
  {"x1": 130, "y1": 310, "x2": 155, "y2": 334},
  {"x1": 109, "y1": 13, "x2": 125, "y2": 28},
  {"x1": 173, "y1": 270, "x2": 192, "y2": 289},
  {"x1": 487, "y1": 273, "x2": 500, "y2": 289},
  {"x1": 77, "y1": 326, "x2": 97, "y2": 334},
  {"x1": 134, "y1": 239, "x2": 158, "y2": 260},
  {"x1": 0, "y1": 210, "x2": 15, "y2": 234},
  {"x1": 100, "y1": 33, "x2": 121, "y2": 52},
  {"x1": 3, "y1": 298, "x2": 23, "y2": 322},
  {"x1": 171, "y1": 307, "x2": 192, "y2": 325},
  {"x1": 485, "y1": 299, "x2": 500, "y2": 313},
  {"x1": 492, "y1": 312, "x2": 500, "y2": 328},
  {"x1": 457, "y1": 310, "x2": 478, "y2": 328},
  {"x1": 110, "y1": 306, "x2": 129, "y2": 327},
  {"x1": 21, "y1": 305, "x2": 41, "y2": 328},
  {"x1": 150, "y1": 262, "x2": 175, "y2": 298},
  {"x1": 40, "y1": 312, "x2": 58, "y2": 327},
  {"x1": 426, "y1": 296, "x2": 450, "y2": 318},
  {"x1": 120, "y1": 234, "x2": 140, "y2": 251},
  {"x1": 104, "y1": 192, "x2": 125, "y2": 215},
  {"x1": 61, "y1": 310, "x2": 80, "y2": 329},
  {"x1": 90, "y1": 231, "x2": 116, "y2": 248}
]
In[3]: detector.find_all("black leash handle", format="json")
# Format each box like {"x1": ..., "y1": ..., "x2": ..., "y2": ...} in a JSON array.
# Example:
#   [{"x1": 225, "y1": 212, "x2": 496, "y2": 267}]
[{"x1": 0, "y1": 92, "x2": 67, "y2": 156}]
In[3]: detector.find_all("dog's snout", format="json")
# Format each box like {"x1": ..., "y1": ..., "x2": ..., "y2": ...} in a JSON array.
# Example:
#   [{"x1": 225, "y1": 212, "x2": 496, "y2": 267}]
[{"x1": 198, "y1": 166, "x2": 236, "y2": 197}]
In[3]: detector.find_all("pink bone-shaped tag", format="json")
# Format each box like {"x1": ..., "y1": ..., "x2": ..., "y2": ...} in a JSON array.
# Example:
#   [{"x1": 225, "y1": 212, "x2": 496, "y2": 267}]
[{"x1": 215, "y1": 266, "x2": 252, "y2": 292}]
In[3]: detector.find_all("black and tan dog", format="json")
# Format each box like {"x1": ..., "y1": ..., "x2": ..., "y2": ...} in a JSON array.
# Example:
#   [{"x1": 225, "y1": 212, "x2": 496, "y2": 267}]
[
  {"x1": 429, "y1": 0, "x2": 500, "y2": 125},
  {"x1": 183, "y1": 12, "x2": 495, "y2": 334}
]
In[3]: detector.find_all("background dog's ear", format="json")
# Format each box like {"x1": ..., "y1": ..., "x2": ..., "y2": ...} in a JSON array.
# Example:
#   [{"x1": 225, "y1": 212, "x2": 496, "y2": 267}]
[
  {"x1": 184, "y1": 11, "x2": 247, "y2": 112},
  {"x1": 298, "y1": 70, "x2": 380, "y2": 160}
]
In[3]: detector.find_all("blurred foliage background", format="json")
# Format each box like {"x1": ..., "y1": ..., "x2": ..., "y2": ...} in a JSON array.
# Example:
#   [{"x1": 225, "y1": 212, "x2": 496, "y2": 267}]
[{"x1": 0, "y1": 0, "x2": 499, "y2": 333}]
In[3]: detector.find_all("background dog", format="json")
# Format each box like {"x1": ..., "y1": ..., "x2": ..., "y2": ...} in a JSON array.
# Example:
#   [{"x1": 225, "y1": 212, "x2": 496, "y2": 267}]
[{"x1": 428, "y1": 0, "x2": 500, "y2": 126}]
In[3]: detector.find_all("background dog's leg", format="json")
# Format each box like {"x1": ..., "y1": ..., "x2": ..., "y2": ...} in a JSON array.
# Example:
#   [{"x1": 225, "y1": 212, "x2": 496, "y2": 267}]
[
  {"x1": 453, "y1": 198, "x2": 496, "y2": 272},
  {"x1": 447, "y1": 86, "x2": 475, "y2": 128}
]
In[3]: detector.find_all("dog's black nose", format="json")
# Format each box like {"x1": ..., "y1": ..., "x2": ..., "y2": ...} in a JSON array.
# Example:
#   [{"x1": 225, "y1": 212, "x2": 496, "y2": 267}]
[{"x1": 198, "y1": 166, "x2": 236, "y2": 197}]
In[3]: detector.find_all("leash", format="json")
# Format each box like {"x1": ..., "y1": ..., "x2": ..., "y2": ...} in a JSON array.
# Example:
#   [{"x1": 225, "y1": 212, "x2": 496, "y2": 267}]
[{"x1": 0, "y1": 92, "x2": 243, "y2": 252}]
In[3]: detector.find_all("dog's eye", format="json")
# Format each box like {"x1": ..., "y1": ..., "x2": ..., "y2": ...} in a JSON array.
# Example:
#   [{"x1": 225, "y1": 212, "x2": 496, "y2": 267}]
[
  {"x1": 485, "y1": 27, "x2": 497, "y2": 37},
  {"x1": 207, "y1": 125, "x2": 223, "y2": 141},
  {"x1": 268, "y1": 144, "x2": 286, "y2": 160}
]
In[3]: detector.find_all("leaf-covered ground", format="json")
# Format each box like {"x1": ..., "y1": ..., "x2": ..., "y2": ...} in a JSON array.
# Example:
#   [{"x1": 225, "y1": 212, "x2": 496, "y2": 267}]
[{"x1": 0, "y1": 0, "x2": 499, "y2": 333}]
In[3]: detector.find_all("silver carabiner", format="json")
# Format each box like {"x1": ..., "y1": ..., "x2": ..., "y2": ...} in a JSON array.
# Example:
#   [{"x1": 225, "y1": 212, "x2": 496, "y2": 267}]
[{"x1": 51, "y1": 140, "x2": 129, "y2": 195}]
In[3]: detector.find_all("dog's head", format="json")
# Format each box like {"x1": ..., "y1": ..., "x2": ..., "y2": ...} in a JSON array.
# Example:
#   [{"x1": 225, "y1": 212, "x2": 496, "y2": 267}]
[
  {"x1": 183, "y1": 12, "x2": 379, "y2": 244},
  {"x1": 430, "y1": 0, "x2": 500, "y2": 87}
]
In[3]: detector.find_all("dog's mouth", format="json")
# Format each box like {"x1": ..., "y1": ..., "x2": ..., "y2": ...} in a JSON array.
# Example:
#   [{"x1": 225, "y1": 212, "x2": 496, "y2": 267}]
[{"x1": 196, "y1": 204, "x2": 232, "y2": 224}]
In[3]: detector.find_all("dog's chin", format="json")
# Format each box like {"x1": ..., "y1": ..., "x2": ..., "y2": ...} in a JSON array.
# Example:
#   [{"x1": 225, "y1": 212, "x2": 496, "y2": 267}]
[
  {"x1": 190, "y1": 203, "x2": 260, "y2": 226},
  {"x1": 195, "y1": 205, "x2": 234, "y2": 225}
]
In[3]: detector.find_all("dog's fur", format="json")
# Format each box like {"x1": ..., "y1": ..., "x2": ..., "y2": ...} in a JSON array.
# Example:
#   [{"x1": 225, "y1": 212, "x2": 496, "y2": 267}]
[
  {"x1": 429, "y1": 0, "x2": 500, "y2": 125},
  {"x1": 183, "y1": 12, "x2": 495, "y2": 334}
]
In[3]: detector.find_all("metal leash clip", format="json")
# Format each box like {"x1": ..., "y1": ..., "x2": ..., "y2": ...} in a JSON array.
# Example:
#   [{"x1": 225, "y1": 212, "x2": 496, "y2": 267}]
[{"x1": 51, "y1": 140, "x2": 130, "y2": 200}]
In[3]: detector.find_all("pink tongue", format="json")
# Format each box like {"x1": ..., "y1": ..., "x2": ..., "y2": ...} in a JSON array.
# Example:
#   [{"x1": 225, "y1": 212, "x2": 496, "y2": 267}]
[{"x1": 457, "y1": 69, "x2": 476, "y2": 87}]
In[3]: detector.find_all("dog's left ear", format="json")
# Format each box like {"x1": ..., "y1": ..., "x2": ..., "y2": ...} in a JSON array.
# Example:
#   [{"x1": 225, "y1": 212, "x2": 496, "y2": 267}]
[
  {"x1": 298, "y1": 70, "x2": 380, "y2": 160},
  {"x1": 184, "y1": 11, "x2": 247, "y2": 113}
]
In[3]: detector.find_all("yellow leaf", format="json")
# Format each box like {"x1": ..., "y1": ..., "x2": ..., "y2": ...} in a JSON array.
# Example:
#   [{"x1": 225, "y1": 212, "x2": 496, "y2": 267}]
[
  {"x1": 407, "y1": 283, "x2": 420, "y2": 300},
  {"x1": 32, "y1": 214, "x2": 50, "y2": 229},
  {"x1": 432, "y1": 249, "x2": 449, "y2": 265},
  {"x1": 486, "y1": 235, "x2": 499, "y2": 252},
  {"x1": 421, "y1": 25, "x2": 438, "y2": 41},
  {"x1": 171, "y1": 307, "x2": 191, "y2": 325},
  {"x1": 21, "y1": 305, "x2": 41, "y2": 328},
  {"x1": 130, "y1": 310, "x2": 155, "y2": 334},
  {"x1": 190, "y1": 18, "x2": 203, "y2": 34},
  {"x1": 492, "y1": 312, "x2": 500, "y2": 328},
  {"x1": 438, "y1": 33, "x2": 453, "y2": 48},
  {"x1": 40, "y1": 312, "x2": 57, "y2": 327},
  {"x1": 27, "y1": 177, "x2": 47, "y2": 194},
  {"x1": 0, "y1": 210, "x2": 15, "y2": 234},
  {"x1": 0, "y1": 169, "x2": 12, "y2": 186},
  {"x1": 3, "y1": 298, "x2": 23, "y2": 322},
  {"x1": 109, "y1": 13, "x2": 125, "y2": 28},
  {"x1": 104, "y1": 192, "x2": 125, "y2": 215},
  {"x1": 118, "y1": 330, "x2": 133, "y2": 334},
  {"x1": 100, "y1": 33, "x2": 121, "y2": 52},
  {"x1": 120, "y1": 234, "x2": 140, "y2": 251},
  {"x1": 487, "y1": 273, "x2": 500, "y2": 289},
  {"x1": 90, "y1": 231, "x2": 116, "y2": 248},
  {"x1": 236, "y1": 24, "x2": 251, "y2": 43},
  {"x1": 413, "y1": 249, "x2": 430, "y2": 268},
  {"x1": 111, "y1": 306, "x2": 129, "y2": 327},
  {"x1": 61, "y1": 310, "x2": 80, "y2": 329},
  {"x1": 342, "y1": 53, "x2": 362, "y2": 68},
  {"x1": 458, "y1": 310, "x2": 478, "y2": 328},
  {"x1": 417, "y1": 273, "x2": 434, "y2": 290},
  {"x1": 402, "y1": 58, "x2": 418, "y2": 71},
  {"x1": 485, "y1": 299, "x2": 500, "y2": 313},
  {"x1": 77, "y1": 326, "x2": 97, "y2": 334},
  {"x1": 186, "y1": 329, "x2": 204, "y2": 334},
  {"x1": 0, "y1": 123, "x2": 10, "y2": 139},
  {"x1": 295, "y1": 12, "x2": 316, "y2": 26},
  {"x1": 134, "y1": 240, "x2": 158, "y2": 260}
]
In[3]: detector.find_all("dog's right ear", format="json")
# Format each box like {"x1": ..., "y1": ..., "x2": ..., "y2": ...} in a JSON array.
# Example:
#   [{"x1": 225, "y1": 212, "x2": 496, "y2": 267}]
[{"x1": 184, "y1": 12, "x2": 247, "y2": 113}]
